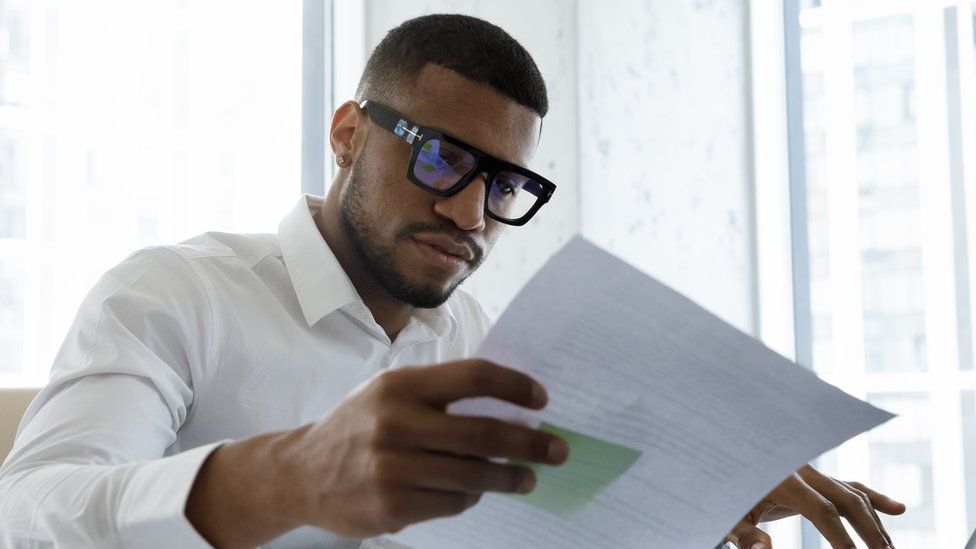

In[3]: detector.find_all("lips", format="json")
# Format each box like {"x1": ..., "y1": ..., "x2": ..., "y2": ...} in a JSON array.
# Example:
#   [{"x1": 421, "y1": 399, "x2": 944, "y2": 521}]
[{"x1": 411, "y1": 234, "x2": 475, "y2": 262}]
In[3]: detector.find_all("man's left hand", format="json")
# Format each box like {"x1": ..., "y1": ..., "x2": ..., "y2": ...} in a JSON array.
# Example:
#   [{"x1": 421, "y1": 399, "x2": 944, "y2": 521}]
[{"x1": 724, "y1": 464, "x2": 906, "y2": 549}]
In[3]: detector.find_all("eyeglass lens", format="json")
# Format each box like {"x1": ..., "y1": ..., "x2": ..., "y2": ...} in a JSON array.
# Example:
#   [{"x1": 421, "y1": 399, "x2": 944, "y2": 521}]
[{"x1": 413, "y1": 138, "x2": 545, "y2": 221}]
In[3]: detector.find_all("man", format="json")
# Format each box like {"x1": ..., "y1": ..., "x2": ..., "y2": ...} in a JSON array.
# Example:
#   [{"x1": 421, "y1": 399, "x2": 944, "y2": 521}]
[{"x1": 0, "y1": 14, "x2": 903, "y2": 549}]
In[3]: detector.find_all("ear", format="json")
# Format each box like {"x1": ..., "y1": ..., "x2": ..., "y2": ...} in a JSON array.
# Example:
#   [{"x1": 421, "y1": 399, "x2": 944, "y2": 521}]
[{"x1": 329, "y1": 100, "x2": 368, "y2": 169}]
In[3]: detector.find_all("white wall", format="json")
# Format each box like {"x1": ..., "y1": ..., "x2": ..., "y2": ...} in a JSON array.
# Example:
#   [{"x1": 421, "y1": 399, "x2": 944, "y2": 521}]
[
  {"x1": 577, "y1": 0, "x2": 756, "y2": 334},
  {"x1": 361, "y1": 0, "x2": 757, "y2": 333}
]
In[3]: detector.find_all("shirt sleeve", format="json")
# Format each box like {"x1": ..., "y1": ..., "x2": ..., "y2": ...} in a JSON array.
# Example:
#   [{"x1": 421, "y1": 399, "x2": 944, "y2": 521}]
[{"x1": 0, "y1": 247, "x2": 220, "y2": 548}]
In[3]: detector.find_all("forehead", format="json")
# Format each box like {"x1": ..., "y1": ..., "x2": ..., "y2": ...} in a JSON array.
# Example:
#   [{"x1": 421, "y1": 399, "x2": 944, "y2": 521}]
[{"x1": 393, "y1": 64, "x2": 541, "y2": 167}]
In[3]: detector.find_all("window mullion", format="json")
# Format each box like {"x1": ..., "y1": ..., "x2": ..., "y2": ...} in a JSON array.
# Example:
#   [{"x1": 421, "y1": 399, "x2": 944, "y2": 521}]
[
  {"x1": 819, "y1": 0, "x2": 871, "y2": 491},
  {"x1": 913, "y1": 1, "x2": 970, "y2": 544},
  {"x1": 957, "y1": 0, "x2": 976, "y2": 377}
]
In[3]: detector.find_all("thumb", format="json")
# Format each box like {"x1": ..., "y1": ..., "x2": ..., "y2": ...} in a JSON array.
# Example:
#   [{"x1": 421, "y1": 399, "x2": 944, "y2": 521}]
[{"x1": 726, "y1": 519, "x2": 773, "y2": 549}]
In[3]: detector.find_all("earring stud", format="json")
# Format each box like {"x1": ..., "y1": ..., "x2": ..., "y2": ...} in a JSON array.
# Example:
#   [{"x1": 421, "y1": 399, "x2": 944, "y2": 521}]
[{"x1": 337, "y1": 155, "x2": 346, "y2": 166}]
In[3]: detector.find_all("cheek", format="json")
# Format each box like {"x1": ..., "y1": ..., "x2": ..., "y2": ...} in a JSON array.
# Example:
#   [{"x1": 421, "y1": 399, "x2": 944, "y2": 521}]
[
  {"x1": 377, "y1": 184, "x2": 429, "y2": 225},
  {"x1": 357, "y1": 161, "x2": 415, "y2": 219}
]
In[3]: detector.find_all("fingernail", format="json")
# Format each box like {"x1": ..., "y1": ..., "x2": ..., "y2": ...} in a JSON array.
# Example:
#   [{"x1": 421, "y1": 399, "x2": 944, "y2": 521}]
[
  {"x1": 531, "y1": 382, "x2": 547, "y2": 407},
  {"x1": 547, "y1": 437, "x2": 568, "y2": 463},
  {"x1": 518, "y1": 472, "x2": 536, "y2": 493}
]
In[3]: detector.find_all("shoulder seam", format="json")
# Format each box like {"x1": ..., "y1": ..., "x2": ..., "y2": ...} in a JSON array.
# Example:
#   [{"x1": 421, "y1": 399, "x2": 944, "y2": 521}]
[{"x1": 151, "y1": 247, "x2": 218, "y2": 420}]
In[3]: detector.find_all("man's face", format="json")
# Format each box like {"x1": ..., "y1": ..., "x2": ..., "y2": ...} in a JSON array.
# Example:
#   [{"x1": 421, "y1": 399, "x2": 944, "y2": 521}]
[{"x1": 338, "y1": 64, "x2": 542, "y2": 308}]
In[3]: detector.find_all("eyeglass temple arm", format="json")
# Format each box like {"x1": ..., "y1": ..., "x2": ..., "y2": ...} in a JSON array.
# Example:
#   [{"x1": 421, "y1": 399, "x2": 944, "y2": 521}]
[{"x1": 359, "y1": 101, "x2": 423, "y2": 146}]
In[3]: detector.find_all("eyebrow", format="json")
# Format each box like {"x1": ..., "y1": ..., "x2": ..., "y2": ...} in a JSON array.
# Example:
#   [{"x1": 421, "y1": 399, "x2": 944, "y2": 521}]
[
  {"x1": 394, "y1": 106, "x2": 531, "y2": 168},
  {"x1": 439, "y1": 126, "x2": 530, "y2": 168}
]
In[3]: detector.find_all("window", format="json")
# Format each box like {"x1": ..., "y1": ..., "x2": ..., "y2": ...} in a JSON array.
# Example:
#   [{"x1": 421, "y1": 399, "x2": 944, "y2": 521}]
[
  {"x1": 0, "y1": 0, "x2": 325, "y2": 387},
  {"x1": 787, "y1": 0, "x2": 976, "y2": 545}
]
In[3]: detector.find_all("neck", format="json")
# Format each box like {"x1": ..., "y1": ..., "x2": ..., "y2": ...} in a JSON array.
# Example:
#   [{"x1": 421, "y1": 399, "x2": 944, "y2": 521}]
[{"x1": 314, "y1": 191, "x2": 414, "y2": 342}]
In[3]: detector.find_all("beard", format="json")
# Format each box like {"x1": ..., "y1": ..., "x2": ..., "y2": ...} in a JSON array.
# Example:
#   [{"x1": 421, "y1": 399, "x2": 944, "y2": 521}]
[{"x1": 337, "y1": 156, "x2": 486, "y2": 308}]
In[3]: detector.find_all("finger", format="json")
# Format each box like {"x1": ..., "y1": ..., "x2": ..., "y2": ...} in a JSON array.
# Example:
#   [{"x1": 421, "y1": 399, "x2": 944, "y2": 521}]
[
  {"x1": 373, "y1": 451, "x2": 537, "y2": 495},
  {"x1": 726, "y1": 519, "x2": 773, "y2": 549},
  {"x1": 770, "y1": 474, "x2": 857, "y2": 549},
  {"x1": 753, "y1": 502, "x2": 798, "y2": 523},
  {"x1": 848, "y1": 480, "x2": 907, "y2": 515},
  {"x1": 798, "y1": 469, "x2": 889, "y2": 549},
  {"x1": 838, "y1": 480, "x2": 893, "y2": 548},
  {"x1": 409, "y1": 410, "x2": 568, "y2": 464},
  {"x1": 748, "y1": 498, "x2": 788, "y2": 523},
  {"x1": 375, "y1": 487, "x2": 480, "y2": 533},
  {"x1": 400, "y1": 360, "x2": 547, "y2": 409}
]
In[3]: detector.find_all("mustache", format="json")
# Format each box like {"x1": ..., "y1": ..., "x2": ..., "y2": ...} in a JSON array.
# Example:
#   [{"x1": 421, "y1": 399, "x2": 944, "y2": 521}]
[{"x1": 397, "y1": 222, "x2": 485, "y2": 265}]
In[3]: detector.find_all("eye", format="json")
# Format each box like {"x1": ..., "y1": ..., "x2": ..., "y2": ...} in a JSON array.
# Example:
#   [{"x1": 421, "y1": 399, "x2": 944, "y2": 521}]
[{"x1": 497, "y1": 181, "x2": 516, "y2": 196}]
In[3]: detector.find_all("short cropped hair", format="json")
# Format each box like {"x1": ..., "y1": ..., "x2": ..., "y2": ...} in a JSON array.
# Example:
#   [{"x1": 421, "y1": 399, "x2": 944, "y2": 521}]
[{"x1": 355, "y1": 14, "x2": 549, "y2": 117}]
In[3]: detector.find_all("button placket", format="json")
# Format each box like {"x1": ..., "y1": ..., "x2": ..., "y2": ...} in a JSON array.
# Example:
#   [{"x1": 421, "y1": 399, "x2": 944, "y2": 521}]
[{"x1": 385, "y1": 324, "x2": 439, "y2": 370}]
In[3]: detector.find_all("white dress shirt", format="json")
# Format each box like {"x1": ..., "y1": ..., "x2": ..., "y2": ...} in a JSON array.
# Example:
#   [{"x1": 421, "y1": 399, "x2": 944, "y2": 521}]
[{"x1": 0, "y1": 195, "x2": 492, "y2": 548}]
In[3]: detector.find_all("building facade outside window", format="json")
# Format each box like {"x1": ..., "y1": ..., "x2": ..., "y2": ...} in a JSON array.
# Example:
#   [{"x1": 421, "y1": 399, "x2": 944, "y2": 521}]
[{"x1": 790, "y1": 0, "x2": 976, "y2": 546}]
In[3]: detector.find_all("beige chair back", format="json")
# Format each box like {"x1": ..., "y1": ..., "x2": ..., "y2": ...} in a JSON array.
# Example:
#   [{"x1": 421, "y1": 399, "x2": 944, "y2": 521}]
[{"x1": 0, "y1": 388, "x2": 40, "y2": 463}]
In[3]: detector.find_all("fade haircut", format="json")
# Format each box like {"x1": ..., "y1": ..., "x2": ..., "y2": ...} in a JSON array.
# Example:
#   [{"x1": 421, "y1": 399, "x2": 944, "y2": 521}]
[{"x1": 355, "y1": 14, "x2": 549, "y2": 118}]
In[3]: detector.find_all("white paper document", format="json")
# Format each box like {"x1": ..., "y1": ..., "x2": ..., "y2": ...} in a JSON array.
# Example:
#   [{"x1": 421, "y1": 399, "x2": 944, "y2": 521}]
[{"x1": 391, "y1": 236, "x2": 893, "y2": 549}]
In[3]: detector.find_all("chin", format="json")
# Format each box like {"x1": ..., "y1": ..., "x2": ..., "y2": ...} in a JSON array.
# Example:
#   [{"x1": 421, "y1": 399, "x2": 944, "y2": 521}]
[
  {"x1": 404, "y1": 274, "x2": 466, "y2": 308},
  {"x1": 386, "y1": 244, "x2": 471, "y2": 307},
  {"x1": 415, "y1": 274, "x2": 459, "y2": 297}
]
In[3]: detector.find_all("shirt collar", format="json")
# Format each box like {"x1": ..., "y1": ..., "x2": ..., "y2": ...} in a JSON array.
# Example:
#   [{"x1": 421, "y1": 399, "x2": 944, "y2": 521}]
[
  {"x1": 278, "y1": 194, "x2": 458, "y2": 338},
  {"x1": 279, "y1": 195, "x2": 359, "y2": 327}
]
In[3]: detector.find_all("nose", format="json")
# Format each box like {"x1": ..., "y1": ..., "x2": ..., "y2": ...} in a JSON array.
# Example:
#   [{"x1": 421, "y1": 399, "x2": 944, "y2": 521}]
[{"x1": 432, "y1": 173, "x2": 487, "y2": 232}]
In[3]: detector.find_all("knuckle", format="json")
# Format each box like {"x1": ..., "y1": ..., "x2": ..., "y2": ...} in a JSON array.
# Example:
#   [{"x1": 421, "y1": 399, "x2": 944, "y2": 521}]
[
  {"x1": 725, "y1": 524, "x2": 748, "y2": 545},
  {"x1": 446, "y1": 492, "x2": 476, "y2": 515},
  {"x1": 840, "y1": 492, "x2": 868, "y2": 512},
  {"x1": 817, "y1": 500, "x2": 841, "y2": 520},
  {"x1": 371, "y1": 412, "x2": 402, "y2": 445},
  {"x1": 467, "y1": 362, "x2": 495, "y2": 393},
  {"x1": 742, "y1": 528, "x2": 772, "y2": 545},
  {"x1": 378, "y1": 490, "x2": 409, "y2": 518},
  {"x1": 469, "y1": 421, "x2": 504, "y2": 455},
  {"x1": 373, "y1": 369, "x2": 404, "y2": 398},
  {"x1": 369, "y1": 453, "x2": 398, "y2": 482}
]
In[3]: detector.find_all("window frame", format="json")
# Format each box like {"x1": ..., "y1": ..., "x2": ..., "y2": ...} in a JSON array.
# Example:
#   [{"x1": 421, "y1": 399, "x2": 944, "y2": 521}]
[
  {"x1": 302, "y1": 0, "x2": 334, "y2": 196},
  {"x1": 775, "y1": 0, "x2": 976, "y2": 546}
]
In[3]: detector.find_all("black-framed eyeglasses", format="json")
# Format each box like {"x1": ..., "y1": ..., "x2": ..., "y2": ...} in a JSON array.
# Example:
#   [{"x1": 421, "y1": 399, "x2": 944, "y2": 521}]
[{"x1": 360, "y1": 100, "x2": 556, "y2": 226}]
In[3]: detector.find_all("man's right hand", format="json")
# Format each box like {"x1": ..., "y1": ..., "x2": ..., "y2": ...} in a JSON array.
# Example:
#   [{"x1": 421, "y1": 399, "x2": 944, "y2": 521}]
[{"x1": 185, "y1": 359, "x2": 568, "y2": 547}]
